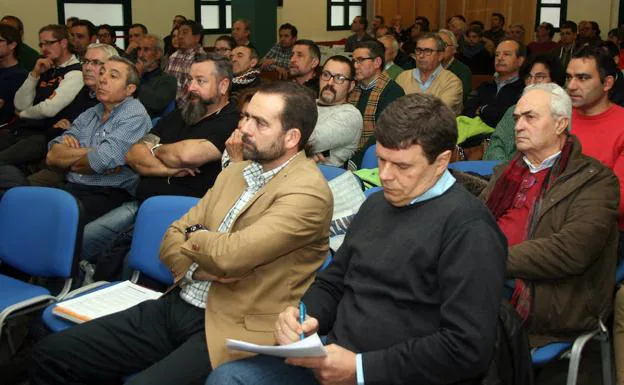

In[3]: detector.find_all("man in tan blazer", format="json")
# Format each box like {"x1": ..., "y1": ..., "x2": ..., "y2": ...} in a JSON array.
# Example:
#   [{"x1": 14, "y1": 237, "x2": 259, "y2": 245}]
[
  {"x1": 30, "y1": 81, "x2": 333, "y2": 385},
  {"x1": 396, "y1": 33, "x2": 463, "y2": 115}
]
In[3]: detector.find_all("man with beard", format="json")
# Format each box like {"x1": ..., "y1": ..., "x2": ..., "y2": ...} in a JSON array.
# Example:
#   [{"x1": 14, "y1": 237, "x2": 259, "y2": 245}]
[
  {"x1": 135, "y1": 34, "x2": 176, "y2": 117},
  {"x1": 289, "y1": 40, "x2": 321, "y2": 94},
  {"x1": 75, "y1": 53, "x2": 238, "y2": 282},
  {"x1": 31, "y1": 80, "x2": 332, "y2": 385},
  {"x1": 309, "y1": 55, "x2": 362, "y2": 167}
]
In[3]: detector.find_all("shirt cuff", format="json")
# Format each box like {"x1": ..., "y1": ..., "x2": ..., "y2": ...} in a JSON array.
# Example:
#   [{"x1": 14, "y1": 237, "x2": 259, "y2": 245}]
[
  {"x1": 356, "y1": 353, "x2": 365, "y2": 385},
  {"x1": 185, "y1": 262, "x2": 199, "y2": 282}
]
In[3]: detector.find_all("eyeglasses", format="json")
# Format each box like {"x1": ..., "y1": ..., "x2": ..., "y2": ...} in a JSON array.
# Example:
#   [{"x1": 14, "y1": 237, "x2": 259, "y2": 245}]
[
  {"x1": 81, "y1": 58, "x2": 105, "y2": 67},
  {"x1": 414, "y1": 48, "x2": 442, "y2": 56},
  {"x1": 320, "y1": 71, "x2": 351, "y2": 84},
  {"x1": 525, "y1": 73, "x2": 550, "y2": 83},
  {"x1": 352, "y1": 57, "x2": 374, "y2": 65},
  {"x1": 214, "y1": 47, "x2": 232, "y2": 53},
  {"x1": 513, "y1": 174, "x2": 538, "y2": 208},
  {"x1": 39, "y1": 39, "x2": 60, "y2": 48}
]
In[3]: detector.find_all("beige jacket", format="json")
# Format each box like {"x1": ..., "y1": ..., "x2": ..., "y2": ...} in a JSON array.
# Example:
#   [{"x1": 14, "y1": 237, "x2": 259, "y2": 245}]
[
  {"x1": 160, "y1": 152, "x2": 333, "y2": 367},
  {"x1": 396, "y1": 68, "x2": 463, "y2": 115}
]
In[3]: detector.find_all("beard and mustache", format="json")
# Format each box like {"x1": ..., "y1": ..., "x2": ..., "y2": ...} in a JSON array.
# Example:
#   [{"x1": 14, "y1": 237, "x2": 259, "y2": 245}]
[{"x1": 181, "y1": 92, "x2": 219, "y2": 126}]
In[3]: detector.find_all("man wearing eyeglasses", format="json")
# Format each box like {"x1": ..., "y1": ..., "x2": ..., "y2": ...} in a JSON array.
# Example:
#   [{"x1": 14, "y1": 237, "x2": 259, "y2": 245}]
[
  {"x1": 13, "y1": 24, "x2": 83, "y2": 122},
  {"x1": 396, "y1": 33, "x2": 463, "y2": 115},
  {"x1": 135, "y1": 34, "x2": 176, "y2": 117},
  {"x1": 309, "y1": 55, "x2": 362, "y2": 167},
  {"x1": 481, "y1": 83, "x2": 618, "y2": 360},
  {"x1": 0, "y1": 43, "x2": 116, "y2": 187},
  {"x1": 347, "y1": 40, "x2": 404, "y2": 158}
]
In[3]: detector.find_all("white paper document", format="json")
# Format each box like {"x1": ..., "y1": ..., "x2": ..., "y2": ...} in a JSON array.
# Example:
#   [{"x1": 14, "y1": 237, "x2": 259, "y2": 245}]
[
  {"x1": 226, "y1": 333, "x2": 327, "y2": 358},
  {"x1": 52, "y1": 280, "x2": 162, "y2": 323}
]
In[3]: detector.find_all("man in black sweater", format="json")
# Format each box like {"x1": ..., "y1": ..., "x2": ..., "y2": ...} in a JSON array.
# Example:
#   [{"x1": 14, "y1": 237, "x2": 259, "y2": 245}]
[
  {"x1": 463, "y1": 39, "x2": 526, "y2": 128},
  {"x1": 205, "y1": 94, "x2": 507, "y2": 385}
]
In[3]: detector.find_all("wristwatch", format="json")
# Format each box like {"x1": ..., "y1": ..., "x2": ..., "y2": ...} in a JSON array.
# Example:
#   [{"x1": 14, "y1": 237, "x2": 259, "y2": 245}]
[{"x1": 185, "y1": 224, "x2": 207, "y2": 236}]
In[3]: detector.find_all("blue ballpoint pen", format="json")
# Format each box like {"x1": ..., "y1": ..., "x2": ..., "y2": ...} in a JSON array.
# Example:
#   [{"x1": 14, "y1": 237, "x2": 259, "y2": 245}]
[{"x1": 298, "y1": 302, "x2": 306, "y2": 340}]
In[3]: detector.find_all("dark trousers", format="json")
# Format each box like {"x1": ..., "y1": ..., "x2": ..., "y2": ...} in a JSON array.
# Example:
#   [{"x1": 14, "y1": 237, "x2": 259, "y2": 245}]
[
  {"x1": 30, "y1": 290, "x2": 212, "y2": 385},
  {"x1": 63, "y1": 182, "x2": 132, "y2": 224},
  {"x1": 0, "y1": 131, "x2": 47, "y2": 166}
]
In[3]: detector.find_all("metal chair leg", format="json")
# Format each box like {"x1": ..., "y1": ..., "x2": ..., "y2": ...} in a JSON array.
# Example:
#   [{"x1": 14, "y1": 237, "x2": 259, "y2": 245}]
[{"x1": 566, "y1": 330, "x2": 600, "y2": 385}]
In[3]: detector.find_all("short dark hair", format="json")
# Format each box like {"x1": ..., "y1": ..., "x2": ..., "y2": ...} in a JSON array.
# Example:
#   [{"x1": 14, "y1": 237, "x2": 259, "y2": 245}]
[
  {"x1": 215, "y1": 35, "x2": 236, "y2": 50},
  {"x1": 469, "y1": 20, "x2": 485, "y2": 30},
  {"x1": 492, "y1": 12, "x2": 505, "y2": 25},
  {"x1": 375, "y1": 94, "x2": 457, "y2": 164},
  {"x1": 453, "y1": 15, "x2": 466, "y2": 23},
  {"x1": 353, "y1": 40, "x2": 386, "y2": 69},
  {"x1": 0, "y1": 24, "x2": 21, "y2": 57},
  {"x1": 98, "y1": 24, "x2": 116, "y2": 41},
  {"x1": 293, "y1": 39, "x2": 321, "y2": 62},
  {"x1": 39, "y1": 24, "x2": 71, "y2": 43},
  {"x1": 467, "y1": 25, "x2": 484, "y2": 37},
  {"x1": 358, "y1": 17, "x2": 369, "y2": 29},
  {"x1": 236, "y1": 45, "x2": 259, "y2": 61},
  {"x1": 129, "y1": 23, "x2": 148, "y2": 34},
  {"x1": 591, "y1": 21, "x2": 601, "y2": 37},
  {"x1": 323, "y1": 55, "x2": 356, "y2": 80},
  {"x1": 414, "y1": 16, "x2": 430, "y2": 32},
  {"x1": 561, "y1": 21, "x2": 578, "y2": 33},
  {"x1": 108, "y1": 56, "x2": 140, "y2": 95},
  {"x1": 571, "y1": 45, "x2": 618, "y2": 84},
  {"x1": 374, "y1": 15, "x2": 384, "y2": 24},
  {"x1": 498, "y1": 39, "x2": 527, "y2": 58},
  {"x1": 180, "y1": 20, "x2": 203, "y2": 40},
  {"x1": 1, "y1": 15, "x2": 23, "y2": 33},
  {"x1": 66, "y1": 16, "x2": 79, "y2": 24},
  {"x1": 72, "y1": 19, "x2": 96, "y2": 38},
  {"x1": 539, "y1": 22, "x2": 555, "y2": 38},
  {"x1": 520, "y1": 53, "x2": 565, "y2": 86},
  {"x1": 175, "y1": 15, "x2": 187, "y2": 21},
  {"x1": 255, "y1": 81, "x2": 318, "y2": 151},
  {"x1": 194, "y1": 53, "x2": 234, "y2": 95},
  {"x1": 279, "y1": 23, "x2": 298, "y2": 38}
]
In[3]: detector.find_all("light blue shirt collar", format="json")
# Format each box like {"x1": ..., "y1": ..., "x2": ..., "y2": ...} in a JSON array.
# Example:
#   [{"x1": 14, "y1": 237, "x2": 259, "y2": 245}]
[
  {"x1": 412, "y1": 64, "x2": 444, "y2": 91},
  {"x1": 410, "y1": 169, "x2": 456, "y2": 205},
  {"x1": 494, "y1": 73, "x2": 519, "y2": 93},
  {"x1": 522, "y1": 151, "x2": 561, "y2": 173}
]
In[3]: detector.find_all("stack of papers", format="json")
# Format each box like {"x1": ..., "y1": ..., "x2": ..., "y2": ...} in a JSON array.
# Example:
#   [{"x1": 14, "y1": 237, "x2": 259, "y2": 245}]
[
  {"x1": 226, "y1": 333, "x2": 327, "y2": 358},
  {"x1": 52, "y1": 281, "x2": 162, "y2": 323}
]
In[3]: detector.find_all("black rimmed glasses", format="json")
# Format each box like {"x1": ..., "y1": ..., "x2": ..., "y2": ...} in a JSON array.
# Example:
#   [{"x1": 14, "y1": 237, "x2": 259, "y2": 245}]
[
  {"x1": 320, "y1": 71, "x2": 351, "y2": 84},
  {"x1": 38, "y1": 39, "x2": 60, "y2": 48},
  {"x1": 414, "y1": 48, "x2": 442, "y2": 56}
]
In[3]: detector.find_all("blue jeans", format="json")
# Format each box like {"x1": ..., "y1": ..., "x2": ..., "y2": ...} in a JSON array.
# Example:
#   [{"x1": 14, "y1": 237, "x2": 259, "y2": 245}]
[
  {"x1": 81, "y1": 200, "x2": 140, "y2": 263},
  {"x1": 206, "y1": 355, "x2": 319, "y2": 385}
]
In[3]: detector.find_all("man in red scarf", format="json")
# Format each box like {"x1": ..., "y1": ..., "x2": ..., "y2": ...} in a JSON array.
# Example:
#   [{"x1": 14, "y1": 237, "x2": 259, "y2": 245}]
[{"x1": 481, "y1": 83, "x2": 619, "y2": 349}]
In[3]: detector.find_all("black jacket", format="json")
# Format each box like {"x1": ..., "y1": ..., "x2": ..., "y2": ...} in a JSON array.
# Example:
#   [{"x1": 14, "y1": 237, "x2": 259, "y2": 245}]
[{"x1": 463, "y1": 78, "x2": 524, "y2": 128}]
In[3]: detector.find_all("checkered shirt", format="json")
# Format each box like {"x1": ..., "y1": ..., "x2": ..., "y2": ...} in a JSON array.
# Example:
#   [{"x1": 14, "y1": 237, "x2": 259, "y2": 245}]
[
  {"x1": 262, "y1": 43, "x2": 292, "y2": 69},
  {"x1": 179, "y1": 155, "x2": 297, "y2": 308}
]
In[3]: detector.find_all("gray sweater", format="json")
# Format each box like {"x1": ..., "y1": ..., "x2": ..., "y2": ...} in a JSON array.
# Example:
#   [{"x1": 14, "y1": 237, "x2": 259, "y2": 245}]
[{"x1": 310, "y1": 103, "x2": 363, "y2": 167}]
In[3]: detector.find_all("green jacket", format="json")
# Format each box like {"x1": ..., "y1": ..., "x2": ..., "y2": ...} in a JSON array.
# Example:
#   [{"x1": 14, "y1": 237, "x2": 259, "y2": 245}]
[
  {"x1": 483, "y1": 105, "x2": 516, "y2": 161},
  {"x1": 383, "y1": 62, "x2": 404, "y2": 81}
]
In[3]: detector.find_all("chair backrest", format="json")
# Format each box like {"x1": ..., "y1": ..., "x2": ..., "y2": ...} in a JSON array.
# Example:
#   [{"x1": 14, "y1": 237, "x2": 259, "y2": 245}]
[
  {"x1": 364, "y1": 186, "x2": 383, "y2": 199},
  {"x1": 162, "y1": 100, "x2": 176, "y2": 117},
  {"x1": 126, "y1": 195, "x2": 200, "y2": 285},
  {"x1": 360, "y1": 144, "x2": 378, "y2": 169},
  {"x1": 448, "y1": 160, "x2": 502, "y2": 176},
  {"x1": 0, "y1": 187, "x2": 79, "y2": 278},
  {"x1": 318, "y1": 164, "x2": 346, "y2": 181}
]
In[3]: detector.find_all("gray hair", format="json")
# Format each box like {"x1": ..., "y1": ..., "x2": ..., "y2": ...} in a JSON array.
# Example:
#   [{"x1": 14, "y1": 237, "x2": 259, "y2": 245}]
[
  {"x1": 108, "y1": 56, "x2": 140, "y2": 89},
  {"x1": 523, "y1": 82, "x2": 572, "y2": 132},
  {"x1": 417, "y1": 32, "x2": 447, "y2": 51},
  {"x1": 142, "y1": 34, "x2": 164, "y2": 54},
  {"x1": 378, "y1": 35, "x2": 399, "y2": 55},
  {"x1": 193, "y1": 53, "x2": 233, "y2": 95},
  {"x1": 86, "y1": 43, "x2": 117, "y2": 59},
  {"x1": 437, "y1": 29, "x2": 458, "y2": 49}
]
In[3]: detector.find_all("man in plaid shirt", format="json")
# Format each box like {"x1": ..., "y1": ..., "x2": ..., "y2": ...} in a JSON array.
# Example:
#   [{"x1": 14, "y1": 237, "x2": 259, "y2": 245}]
[
  {"x1": 165, "y1": 20, "x2": 206, "y2": 109},
  {"x1": 259, "y1": 23, "x2": 297, "y2": 80}
]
